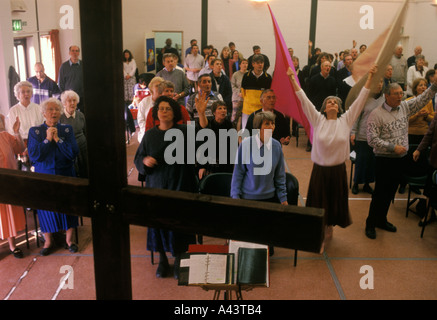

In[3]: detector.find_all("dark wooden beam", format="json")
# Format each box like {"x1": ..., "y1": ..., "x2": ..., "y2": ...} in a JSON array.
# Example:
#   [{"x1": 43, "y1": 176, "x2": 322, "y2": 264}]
[
  {"x1": 201, "y1": 0, "x2": 208, "y2": 49},
  {"x1": 0, "y1": 167, "x2": 325, "y2": 253},
  {"x1": 79, "y1": 0, "x2": 132, "y2": 300},
  {"x1": 309, "y1": 0, "x2": 318, "y2": 64},
  {"x1": 0, "y1": 169, "x2": 89, "y2": 216},
  {"x1": 122, "y1": 186, "x2": 325, "y2": 254}
]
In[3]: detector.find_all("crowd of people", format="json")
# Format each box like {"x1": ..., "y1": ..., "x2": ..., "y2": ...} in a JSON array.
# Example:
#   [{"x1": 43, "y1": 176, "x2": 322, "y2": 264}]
[
  {"x1": 2, "y1": 38, "x2": 437, "y2": 282},
  {"x1": 1, "y1": 45, "x2": 87, "y2": 258}
]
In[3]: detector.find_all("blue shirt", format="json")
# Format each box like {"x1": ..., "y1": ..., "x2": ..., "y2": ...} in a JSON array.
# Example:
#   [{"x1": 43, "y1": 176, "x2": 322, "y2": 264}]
[
  {"x1": 28, "y1": 76, "x2": 61, "y2": 104},
  {"x1": 231, "y1": 135, "x2": 287, "y2": 202}
]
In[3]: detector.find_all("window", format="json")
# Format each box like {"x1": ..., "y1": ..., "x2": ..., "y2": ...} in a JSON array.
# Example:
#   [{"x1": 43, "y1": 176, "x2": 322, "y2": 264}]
[
  {"x1": 40, "y1": 35, "x2": 56, "y2": 80},
  {"x1": 13, "y1": 38, "x2": 28, "y2": 81}
]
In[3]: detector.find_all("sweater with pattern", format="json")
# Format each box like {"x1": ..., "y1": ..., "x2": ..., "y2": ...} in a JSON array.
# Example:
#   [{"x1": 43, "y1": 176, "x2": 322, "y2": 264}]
[{"x1": 367, "y1": 83, "x2": 437, "y2": 157}]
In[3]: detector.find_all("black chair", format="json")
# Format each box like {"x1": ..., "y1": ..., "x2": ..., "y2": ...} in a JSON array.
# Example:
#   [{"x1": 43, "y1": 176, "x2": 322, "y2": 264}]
[
  {"x1": 198, "y1": 173, "x2": 233, "y2": 245},
  {"x1": 295, "y1": 124, "x2": 304, "y2": 147},
  {"x1": 404, "y1": 145, "x2": 429, "y2": 218},
  {"x1": 138, "y1": 73, "x2": 156, "y2": 87},
  {"x1": 138, "y1": 173, "x2": 146, "y2": 188},
  {"x1": 421, "y1": 170, "x2": 437, "y2": 238},
  {"x1": 23, "y1": 208, "x2": 40, "y2": 248},
  {"x1": 285, "y1": 172, "x2": 300, "y2": 267},
  {"x1": 198, "y1": 172, "x2": 233, "y2": 197}
]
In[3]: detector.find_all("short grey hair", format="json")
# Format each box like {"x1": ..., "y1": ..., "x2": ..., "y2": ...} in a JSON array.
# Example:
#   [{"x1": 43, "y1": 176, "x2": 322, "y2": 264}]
[
  {"x1": 61, "y1": 90, "x2": 80, "y2": 104},
  {"x1": 14, "y1": 81, "x2": 33, "y2": 100},
  {"x1": 157, "y1": 80, "x2": 174, "y2": 95},
  {"x1": 416, "y1": 54, "x2": 425, "y2": 62},
  {"x1": 260, "y1": 89, "x2": 275, "y2": 101},
  {"x1": 384, "y1": 82, "x2": 402, "y2": 95},
  {"x1": 162, "y1": 53, "x2": 174, "y2": 61},
  {"x1": 41, "y1": 97, "x2": 63, "y2": 114},
  {"x1": 320, "y1": 96, "x2": 344, "y2": 118},
  {"x1": 253, "y1": 111, "x2": 276, "y2": 130}
]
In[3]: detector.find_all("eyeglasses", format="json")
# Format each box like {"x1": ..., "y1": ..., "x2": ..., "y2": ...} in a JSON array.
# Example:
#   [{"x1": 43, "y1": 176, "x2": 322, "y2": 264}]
[
  {"x1": 390, "y1": 91, "x2": 404, "y2": 96},
  {"x1": 158, "y1": 107, "x2": 173, "y2": 112}
]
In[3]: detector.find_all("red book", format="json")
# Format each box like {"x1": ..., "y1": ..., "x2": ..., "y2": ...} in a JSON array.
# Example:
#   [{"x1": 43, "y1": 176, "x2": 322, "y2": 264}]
[{"x1": 188, "y1": 244, "x2": 229, "y2": 254}]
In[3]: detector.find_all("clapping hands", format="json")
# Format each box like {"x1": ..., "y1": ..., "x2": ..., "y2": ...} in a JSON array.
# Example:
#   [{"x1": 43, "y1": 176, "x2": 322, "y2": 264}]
[
  {"x1": 12, "y1": 116, "x2": 20, "y2": 134},
  {"x1": 46, "y1": 126, "x2": 59, "y2": 142}
]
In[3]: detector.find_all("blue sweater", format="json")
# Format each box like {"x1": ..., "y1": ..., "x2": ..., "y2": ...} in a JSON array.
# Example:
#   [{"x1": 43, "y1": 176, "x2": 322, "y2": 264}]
[
  {"x1": 231, "y1": 135, "x2": 287, "y2": 202},
  {"x1": 28, "y1": 76, "x2": 61, "y2": 104}
]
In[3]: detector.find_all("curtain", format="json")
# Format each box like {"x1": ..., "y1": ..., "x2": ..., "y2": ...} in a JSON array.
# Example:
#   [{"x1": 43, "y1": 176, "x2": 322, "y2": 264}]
[{"x1": 49, "y1": 29, "x2": 62, "y2": 83}]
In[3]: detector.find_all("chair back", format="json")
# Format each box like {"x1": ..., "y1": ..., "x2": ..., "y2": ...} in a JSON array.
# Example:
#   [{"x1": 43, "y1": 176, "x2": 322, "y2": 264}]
[
  {"x1": 285, "y1": 172, "x2": 299, "y2": 205},
  {"x1": 198, "y1": 173, "x2": 233, "y2": 197},
  {"x1": 404, "y1": 144, "x2": 429, "y2": 177},
  {"x1": 138, "y1": 73, "x2": 156, "y2": 87}
]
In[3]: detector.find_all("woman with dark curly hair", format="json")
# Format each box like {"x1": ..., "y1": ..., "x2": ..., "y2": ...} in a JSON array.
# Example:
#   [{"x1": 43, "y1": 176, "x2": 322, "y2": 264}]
[{"x1": 134, "y1": 96, "x2": 197, "y2": 279}]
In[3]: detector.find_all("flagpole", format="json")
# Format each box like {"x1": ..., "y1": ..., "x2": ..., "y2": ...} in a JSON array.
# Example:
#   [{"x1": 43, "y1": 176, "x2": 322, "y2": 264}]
[{"x1": 308, "y1": 0, "x2": 318, "y2": 65}]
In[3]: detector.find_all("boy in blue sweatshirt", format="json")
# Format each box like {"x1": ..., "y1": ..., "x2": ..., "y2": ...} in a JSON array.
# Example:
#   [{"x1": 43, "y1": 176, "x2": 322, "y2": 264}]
[{"x1": 231, "y1": 111, "x2": 288, "y2": 204}]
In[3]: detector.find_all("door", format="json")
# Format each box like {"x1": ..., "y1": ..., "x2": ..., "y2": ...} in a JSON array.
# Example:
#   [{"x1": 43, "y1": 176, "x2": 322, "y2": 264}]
[{"x1": 154, "y1": 31, "x2": 183, "y2": 71}]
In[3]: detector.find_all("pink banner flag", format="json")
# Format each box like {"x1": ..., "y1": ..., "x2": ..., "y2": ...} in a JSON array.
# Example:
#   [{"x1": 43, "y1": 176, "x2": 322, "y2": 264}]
[{"x1": 267, "y1": 4, "x2": 313, "y2": 143}]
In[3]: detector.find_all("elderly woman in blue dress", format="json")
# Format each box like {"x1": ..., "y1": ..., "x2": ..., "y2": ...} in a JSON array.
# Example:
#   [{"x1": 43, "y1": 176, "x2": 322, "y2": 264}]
[{"x1": 27, "y1": 98, "x2": 79, "y2": 256}]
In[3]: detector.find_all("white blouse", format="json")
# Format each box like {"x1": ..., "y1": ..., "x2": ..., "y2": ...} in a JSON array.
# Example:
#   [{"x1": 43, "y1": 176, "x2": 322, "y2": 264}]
[
  {"x1": 137, "y1": 95, "x2": 154, "y2": 143},
  {"x1": 296, "y1": 87, "x2": 370, "y2": 166},
  {"x1": 123, "y1": 59, "x2": 137, "y2": 78},
  {"x1": 6, "y1": 102, "x2": 44, "y2": 139}
]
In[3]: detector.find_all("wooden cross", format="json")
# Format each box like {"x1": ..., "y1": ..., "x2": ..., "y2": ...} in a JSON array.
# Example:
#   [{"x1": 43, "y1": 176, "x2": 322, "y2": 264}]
[{"x1": 0, "y1": 0, "x2": 324, "y2": 300}]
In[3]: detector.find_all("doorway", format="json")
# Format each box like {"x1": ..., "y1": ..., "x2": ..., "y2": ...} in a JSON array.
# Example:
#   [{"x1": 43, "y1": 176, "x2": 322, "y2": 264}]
[
  {"x1": 13, "y1": 38, "x2": 30, "y2": 81},
  {"x1": 154, "y1": 31, "x2": 183, "y2": 71}
]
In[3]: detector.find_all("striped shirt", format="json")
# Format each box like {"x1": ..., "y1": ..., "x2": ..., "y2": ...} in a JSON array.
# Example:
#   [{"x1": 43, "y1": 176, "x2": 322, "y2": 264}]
[{"x1": 27, "y1": 76, "x2": 61, "y2": 104}]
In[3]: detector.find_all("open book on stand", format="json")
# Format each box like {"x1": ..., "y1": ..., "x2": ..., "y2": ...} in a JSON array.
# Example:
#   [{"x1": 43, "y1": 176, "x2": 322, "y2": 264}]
[
  {"x1": 178, "y1": 253, "x2": 234, "y2": 286},
  {"x1": 178, "y1": 241, "x2": 269, "y2": 287}
]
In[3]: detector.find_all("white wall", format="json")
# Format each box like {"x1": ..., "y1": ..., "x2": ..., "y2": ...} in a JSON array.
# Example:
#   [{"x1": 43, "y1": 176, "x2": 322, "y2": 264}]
[
  {"x1": 122, "y1": 0, "x2": 202, "y2": 74},
  {"x1": 0, "y1": 0, "x2": 15, "y2": 116},
  {"x1": 315, "y1": 1, "x2": 397, "y2": 54},
  {"x1": 10, "y1": 0, "x2": 81, "y2": 64},
  {"x1": 207, "y1": 0, "x2": 311, "y2": 67},
  {"x1": 55, "y1": 0, "x2": 82, "y2": 62},
  {"x1": 411, "y1": 1, "x2": 437, "y2": 68}
]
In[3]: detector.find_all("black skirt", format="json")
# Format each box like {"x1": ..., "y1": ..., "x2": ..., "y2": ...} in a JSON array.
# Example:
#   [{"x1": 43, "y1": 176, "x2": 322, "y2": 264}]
[{"x1": 306, "y1": 162, "x2": 351, "y2": 228}]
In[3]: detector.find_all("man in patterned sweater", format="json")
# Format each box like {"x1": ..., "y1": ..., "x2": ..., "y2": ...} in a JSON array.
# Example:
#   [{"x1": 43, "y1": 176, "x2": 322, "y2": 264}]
[{"x1": 365, "y1": 80, "x2": 437, "y2": 239}]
